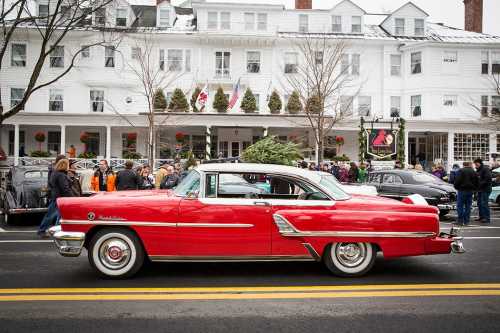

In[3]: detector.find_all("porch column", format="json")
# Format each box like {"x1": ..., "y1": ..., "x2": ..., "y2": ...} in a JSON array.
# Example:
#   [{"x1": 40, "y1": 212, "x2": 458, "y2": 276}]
[
  {"x1": 489, "y1": 132, "x2": 497, "y2": 165},
  {"x1": 205, "y1": 126, "x2": 211, "y2": 160},
  {"x1": 106, "y1": 125, "x2": 111, "y2": 163},
  {"x1": 13, "y1": 124, "x2": 20, "y2": 166},
  {"x1": 60, "y1": 125, "x2": 66, "y2": 156},
  {"x1": 447, "y1": 131, "x2": 454, "y2": 170},
  {"x1": 263, "y1": 127, "x2": 268, "y2": 137},
  {"x1": 404, "y1": 130, "x2": 409, "y2": 167}
]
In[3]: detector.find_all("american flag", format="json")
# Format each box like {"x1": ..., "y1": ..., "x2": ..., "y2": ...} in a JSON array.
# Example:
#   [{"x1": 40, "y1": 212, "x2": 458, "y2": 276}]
[
  {"x1": 227, "y1": 78, "x2": 241, "y2": 111},
  {"x1": 195, "y1": 83, "x2": 209, "y2": 111}
]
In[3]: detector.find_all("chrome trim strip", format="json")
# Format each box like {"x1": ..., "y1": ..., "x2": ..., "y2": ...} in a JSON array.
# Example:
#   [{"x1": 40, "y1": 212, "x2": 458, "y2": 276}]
[
  {"x1": 198, "y1": 198, "x2": 335, "y2": 207},
  {"x1": 273, "y1": 214, "x2": 436, "y2": 239},
  {"x1": 177, "y1": 223, "x2": 254, "y2": 228},
  {"x1": 60, "y1": 219, "x2": 253, "y2": 228},
  {"x1": 302, "y1": 243, "x2": 321, "y2": 261},
  {"x1": 149, "y1": 255, "x2": 315, "y2": 262}
]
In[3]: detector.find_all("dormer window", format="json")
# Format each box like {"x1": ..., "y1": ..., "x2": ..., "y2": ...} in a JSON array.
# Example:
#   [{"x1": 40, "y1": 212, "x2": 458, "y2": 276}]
[
  {"x1": 159, "y1": 8, "x2": 170, "y2": 27},
  {"x1": 221, "y1": 12, "x2": 231, "y2": 30},
  {"x1": 415, "y1": 19, "x2": 424, "y2": 36},
  {"x1": 38, "y1": 4, "x2": 49, "y2": 24},
  {"x1": 95, "y1": 8, "x2": 106, "y2": 26},
  {"x1": 257, "y1": 13, "x2": 267, "y2": 31},
  {"x1": 244, "y1": 13, "x2": 255, "y2": 31},
  {"x1": 299, "y1": 14, "x2": 308, "y2": 33},
  {"x1": 351, "y1": 16, "x2": 361, "y2": 33},
  {"x1": 207, "y1": 12, "x2": 217, "y2": 29},
  {"x1": 332, "y1": 16, "x2": 341, "y2": 32},
  {"x1": 115, "y1": 8, "x2": 127, "y2": 27},
  {"x1": 395, "y1": 18, "x2": 405, "y2": 35}
]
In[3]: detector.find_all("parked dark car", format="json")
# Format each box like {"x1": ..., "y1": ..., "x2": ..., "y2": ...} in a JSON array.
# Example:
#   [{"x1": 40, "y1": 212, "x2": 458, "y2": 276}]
[
  {"x1": 367, "y1": 169, "x2": 457, "y2": 217},
  {"x1": 0, "y1": 166, "x2": 49, "y2": 223}
]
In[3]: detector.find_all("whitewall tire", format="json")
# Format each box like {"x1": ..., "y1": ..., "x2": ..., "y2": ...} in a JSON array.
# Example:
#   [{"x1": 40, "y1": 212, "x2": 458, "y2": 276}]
[
  {"x1": 324, "y1": 242, "x2": 375, "y2": 277},
  {"x1": 88, "y1": 228, "x2": 144, "y2": 279}
]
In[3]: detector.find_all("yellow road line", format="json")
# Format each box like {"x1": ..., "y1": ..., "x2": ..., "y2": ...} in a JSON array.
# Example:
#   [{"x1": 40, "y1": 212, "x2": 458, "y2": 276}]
[
  {"x1": 1, "y1": 283, "x2": 500, "y2": 295},
  {"x1": 1, "y1": 289, "x2": 500, "y2": 302}
]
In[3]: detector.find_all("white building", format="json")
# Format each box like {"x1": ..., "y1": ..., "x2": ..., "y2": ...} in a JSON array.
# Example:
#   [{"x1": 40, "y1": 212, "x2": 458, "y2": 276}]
[{"x1": 1, "y1": 0, "x2": 500, "y2": 169}]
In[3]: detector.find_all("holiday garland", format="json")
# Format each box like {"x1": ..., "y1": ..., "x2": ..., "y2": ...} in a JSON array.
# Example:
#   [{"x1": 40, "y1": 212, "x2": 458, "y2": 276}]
[
  {"x1": 358, "y1": 118, "x2": 366, "y2": 163},
  {"x1": 397, "y1": 118, "x2": 406, "y2": 167}
]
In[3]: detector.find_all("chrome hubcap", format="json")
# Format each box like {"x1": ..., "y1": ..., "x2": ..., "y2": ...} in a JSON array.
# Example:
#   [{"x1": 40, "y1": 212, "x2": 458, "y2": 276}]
[
  {"x1": 336, "y1": 243, "x2": 366, "y2": 267},
  {"x1": 99, "y1": 238, "x2": 131, "y2": 270}
]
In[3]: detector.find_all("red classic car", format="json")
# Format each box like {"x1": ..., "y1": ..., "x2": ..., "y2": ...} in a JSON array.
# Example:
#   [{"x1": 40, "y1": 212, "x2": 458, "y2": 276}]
[{"x1": 49, "y1": 163, "x2": 464, "y2": 279}]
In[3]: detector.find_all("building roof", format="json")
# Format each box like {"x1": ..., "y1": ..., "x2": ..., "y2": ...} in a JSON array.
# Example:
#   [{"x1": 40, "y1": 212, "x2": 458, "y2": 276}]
[
  {"x1": 380, "y1": 1, "x2": 430, "y2": 26},
  {"x1": 331, "y1": 0, "x2": 367, "y2": 14}
]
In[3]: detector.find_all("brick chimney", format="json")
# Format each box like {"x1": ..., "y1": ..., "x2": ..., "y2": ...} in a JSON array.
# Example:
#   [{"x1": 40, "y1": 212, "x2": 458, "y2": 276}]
[
  {"x1": 295, "y1": 0, "x2": 312, "y2": 9},
  {"x1": 463, "y1": 0, "x2": 483, "y2": 33}
]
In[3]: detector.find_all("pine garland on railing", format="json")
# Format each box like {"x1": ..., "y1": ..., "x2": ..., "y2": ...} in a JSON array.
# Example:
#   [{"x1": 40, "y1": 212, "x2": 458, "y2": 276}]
[
  {"x1": 397, "y1": 118, "x2": 406, "y2": 167},
  {"x1": 358, "y1": 117, "x2": 366, "y2": 163}
]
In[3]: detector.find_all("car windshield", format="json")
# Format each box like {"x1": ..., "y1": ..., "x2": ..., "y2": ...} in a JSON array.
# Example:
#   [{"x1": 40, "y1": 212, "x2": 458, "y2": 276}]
[
  {"x1": 174, "y1": 170, "x2": 200, "y2": 196},
  {"x1": 319, "y1": 174, "x2": 350, "y2": 200},
  {"x1": 413, "y1": 172, "x2": 446, "y2": 184}
]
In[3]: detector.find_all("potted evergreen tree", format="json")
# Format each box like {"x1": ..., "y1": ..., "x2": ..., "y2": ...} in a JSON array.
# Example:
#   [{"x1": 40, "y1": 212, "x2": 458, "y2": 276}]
[
  {"x1": 190, "y1": 87, "x2": 202, "y2": 112},
  {"x1": 153, "y1": 88, "x2": 167, "y2": 112},
  {"x1": 287, "y1": 91, "x2": 302, "y2": 114},
  {"x1": 213, "y1": 86, "x2": 228, "y2": 113},
  {"x1": 240, "y1": 88, "x2": 257, "y2": 113},
  {"x1": 305, "y1": 94, "x2": 322, "y2": 114},
  {"x1": 268, "y1": 90, "x2": 282, "y2": 114},
  {"x1": 168, "y1": 88, "x2": 189, "y2": 112}
]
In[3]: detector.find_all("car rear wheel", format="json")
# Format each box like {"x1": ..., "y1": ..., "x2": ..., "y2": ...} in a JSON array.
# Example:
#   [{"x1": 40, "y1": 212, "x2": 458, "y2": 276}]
[
  {"x1": 88, "y1": 228, "x2": 144, "y2": 279},
  {"x1": 324, "y1": 242, "x2": 375, "y2": 277}
]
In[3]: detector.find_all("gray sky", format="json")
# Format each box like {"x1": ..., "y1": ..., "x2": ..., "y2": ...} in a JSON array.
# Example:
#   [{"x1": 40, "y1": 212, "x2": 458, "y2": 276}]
[{"x1": 182, "y1": 0, "x2": 500, "y2": 35}]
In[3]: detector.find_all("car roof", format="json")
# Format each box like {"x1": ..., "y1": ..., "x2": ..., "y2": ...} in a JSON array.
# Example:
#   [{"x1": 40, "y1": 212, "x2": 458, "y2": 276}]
[{"x1": 196, "y1": 163, "x2": 322, "y2": 182}]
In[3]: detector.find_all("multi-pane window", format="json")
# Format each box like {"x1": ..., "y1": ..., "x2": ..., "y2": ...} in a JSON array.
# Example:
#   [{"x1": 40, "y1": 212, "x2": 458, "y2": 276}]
[
  {"x1": 159, "y1": 9, "x2": 170, "y2": 27},
  {"x1": 351, "y1": 16, "x2": 361, "y2": 33},
  {"x1": 49, "y1": 89, "x2": 64, "y2": 111},
  {"x1": 38, "y1": 4, "x2": 49, "y2": 24},
  {"x1": 220, "y1": 12, "x2": 231, "y2": 30},
  {"x1": 254, "y1": 94, "x2": 260, "y2": 111},
  {"x1": 167, "y1": 49, "x2": 183, "y2": 71},
  {"x1": 315, "y1": 51, "x2": 323, "y2": 65},
  {"x1": 493, "y1": 52, "x2": 500, "y2": 74},
  {"x1": 90, "y1": 90, "x2": 104, "y2": 112},
  {"x1": 358, "y1": 96, "x2": 371, "y2": 117},
  {"x1": 284, "y1": 52, "x2": 298, "y2": 74},
  {"x1": 411, "y1": 95, "x2": 421, "y2": 116},
  {"x1": 411, "y1": 52, "x2": 422, "y2": 74},
  {"x1": 390, "y1": 96, "x2": 401, "y2": 117},
  {"x1": 492, "y1": 96, "x2": 500, "y2": 114},
  {"x1": 351, "y1": 54, "x2": 360, "y2": 75},
  {"x1": 115, "y1": 8, "x2": 127, "y2": 27},
  {"x1": 247, "y1": 51, "x2": 260, "y2": 73},
  {"x1": 414, "y1": 19, "x2": 424, "y2": 36},
  {"x1": 257, "y1": 13, "x2": 267, "y2": 31},
  {"x1": 332, "y1": 15, "x2": 342, "y2": 32},
  {"x1": 481, "y1": 95, "x2": 489, "y2": 116},
  {"x1": 11, "y1": 44, "x2": 26, "y2": 67},
  {"x1": 60, "y1": 6, "x2": 70, "y2": 22},
  {"x1": 395, "y1": 18, "x2": 405, "y2": 35},
  {"x1": 95, "y1": 8, "x2": 106, "y2": 26},
  {"x1": 215, "y1": 51, "x2": 231, "y2": 77},
  {"x1": 454, "y1": 133, "x2": 489, "y2": 162},
  {"x1": 481, "y1": 51, "x2": 489, "y2": 74},
  {"x1": 50, "y1": 46, "x2": 64, "y2": 68},
  {"x1": 340, "y1": 95, "x2": 353, "y2": 114},
  {"x1": 10, "y1": 88, "x2": 24, "y2": 108},
  {"x1": 105, "y1": 46, "x2": 115, "y2": 67},
  {"x1": 245, "y1": 13, "x2": 255, "y2": 31},
  {"x1": 159, "y1": 49, "x2": 165, "y2": 70},
  {"x1": 341, "y1": 53, "x2": 349, "y2": 73},
  {"x1": 443, "y1": 95, "x2": 458, "y2": 107},
  {"x1": 81, "y1": 45, "x2": 90, "y2": 58},
  {"x1": 47, "y1": 132, "x2": 61, "y2": 153},
  {"x1": 207, "y1": 12, "x2": 218, "y2": 29},
  {"x1": 185, "y1": 50, "x2": 191, "y2": 72},
  {"x1": 390, "y1": 54, "x2": 401, "y2": 76},
  {"x1": 131, "y1": 47, "x2": 141, "y2": 60},
  {"x1": 299, "y1": 14, "x2": 308, "y2": 33}
]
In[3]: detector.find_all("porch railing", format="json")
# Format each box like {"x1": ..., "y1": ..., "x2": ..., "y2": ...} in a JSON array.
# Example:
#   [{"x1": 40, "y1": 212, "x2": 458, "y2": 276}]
[{"x1": 2, "y1": 157, "x2": 177, "y2": 170}]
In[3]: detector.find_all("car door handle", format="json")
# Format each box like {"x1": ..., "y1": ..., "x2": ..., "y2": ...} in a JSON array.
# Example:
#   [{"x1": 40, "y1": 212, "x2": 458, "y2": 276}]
[{"x1": 254, "y1": 201, "x2": 270, "y2": 206}]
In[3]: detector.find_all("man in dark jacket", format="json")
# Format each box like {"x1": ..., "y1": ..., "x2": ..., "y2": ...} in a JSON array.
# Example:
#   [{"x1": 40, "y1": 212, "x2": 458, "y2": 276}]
[
  {"x1": 453, "y1": 162, "x2": 479, "y2": 226},
  {"x1": 160, "y1": 166, "x2": 179, "y2": 189},
  {"x1": 474, "y1": 158, "x2": 492, "y2": 224},
  {"x1": 116, "y1": 160, "x2": 141, "y2": 191}
]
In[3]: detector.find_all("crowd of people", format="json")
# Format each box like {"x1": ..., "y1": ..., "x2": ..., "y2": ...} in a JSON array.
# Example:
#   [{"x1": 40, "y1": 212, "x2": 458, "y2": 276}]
[{"x1": 36, "y1": 157, "x2": 188, "y2": 238}]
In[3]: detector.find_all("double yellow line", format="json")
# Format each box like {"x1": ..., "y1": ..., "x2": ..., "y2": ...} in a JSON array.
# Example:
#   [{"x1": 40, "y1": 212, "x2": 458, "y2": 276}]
[{"x1": 1, "y1": 284, "x2": 500, "y2": 302}]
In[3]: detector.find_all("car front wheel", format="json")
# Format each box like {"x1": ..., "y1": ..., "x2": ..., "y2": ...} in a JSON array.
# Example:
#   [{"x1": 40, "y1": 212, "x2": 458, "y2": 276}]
[
  {"x1": 88, "y1": 228, "x2": 144, "y2": 279},
  {"x1": 324, "y1": 242, "x2": 375, "y2": 277}
]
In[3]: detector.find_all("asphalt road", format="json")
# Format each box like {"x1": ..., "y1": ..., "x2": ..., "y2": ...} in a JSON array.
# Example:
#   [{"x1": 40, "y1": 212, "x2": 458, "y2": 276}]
[{"x1": 1, "y1": 209, "x2": 500, "y2": 332}]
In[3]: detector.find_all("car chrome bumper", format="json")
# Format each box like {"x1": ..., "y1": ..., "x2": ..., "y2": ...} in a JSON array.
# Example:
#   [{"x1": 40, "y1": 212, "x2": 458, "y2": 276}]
[
  {"x1": 437, "y1": 204, "x2": 456, "y2": 211},
  {"x1": 49, "y1": 226, "x2": 85, "y2": 257},
  {"x1": 439, "y1": 226, "x2": 465, "y2": 254},
  {"x1": 8, "y1": 207, "x2": 48, "y2": 215}
]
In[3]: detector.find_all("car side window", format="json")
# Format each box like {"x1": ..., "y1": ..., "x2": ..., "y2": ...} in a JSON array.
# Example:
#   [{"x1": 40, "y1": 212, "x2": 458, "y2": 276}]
[
  {"x1": 382, "y1": 174, "x2": 403, "y2": 185},
  {"x1": 205, "y1": 174, "x2": 217, "y2": 198},
  {"x1": 393, "y1": 175, "x2": 403, "y2": 184},
  {"x1": 369, "y1": 173, "x2": 381, "y2": 183}
]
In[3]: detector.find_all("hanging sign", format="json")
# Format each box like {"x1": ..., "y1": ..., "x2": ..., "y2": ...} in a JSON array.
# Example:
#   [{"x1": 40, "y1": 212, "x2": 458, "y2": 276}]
[{"x1": 366, "y1": 128, "x2": 398, "y2": 159}]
